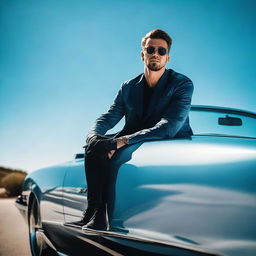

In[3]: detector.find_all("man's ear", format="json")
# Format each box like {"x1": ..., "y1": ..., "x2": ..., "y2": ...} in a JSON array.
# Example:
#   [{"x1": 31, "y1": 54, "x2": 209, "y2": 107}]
[
  {"x1": 141, "y1": 51, "x2": 144, "y2": 61},
  {"x1": 167, "y1": 54, "x2": 170, "y2": 62}
]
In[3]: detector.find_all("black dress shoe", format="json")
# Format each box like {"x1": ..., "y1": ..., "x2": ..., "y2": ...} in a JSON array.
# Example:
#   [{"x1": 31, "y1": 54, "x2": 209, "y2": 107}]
[
  {"x1": 82, "y1": 206, "x2": 108, "y2": 231},
  {"x1": 66, "y1": 207, "x2": 96, "y2": 226}
]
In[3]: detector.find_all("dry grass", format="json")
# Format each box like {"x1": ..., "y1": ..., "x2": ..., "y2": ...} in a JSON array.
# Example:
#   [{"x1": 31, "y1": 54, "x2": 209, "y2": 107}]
[{"x1": 0, "y1": 166, "x2": 27, "y2": 197}]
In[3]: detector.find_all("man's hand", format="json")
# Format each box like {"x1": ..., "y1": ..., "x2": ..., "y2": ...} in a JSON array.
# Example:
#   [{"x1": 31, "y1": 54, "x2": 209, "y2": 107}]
[
  {"x1": 108, "y1": 150, "x2": 116, "y2": 159},
  {"x1": 107, "y1": 136, "x2": 129, "y2": 159},
  {"x1": 85, "y1": 136, "x2": 117, "y2": 157}
]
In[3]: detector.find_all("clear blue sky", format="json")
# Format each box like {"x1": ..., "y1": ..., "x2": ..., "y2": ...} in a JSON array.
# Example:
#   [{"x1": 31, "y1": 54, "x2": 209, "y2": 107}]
[{"x1": 0, "y1": 0, "x2": 255, "y2": 172}]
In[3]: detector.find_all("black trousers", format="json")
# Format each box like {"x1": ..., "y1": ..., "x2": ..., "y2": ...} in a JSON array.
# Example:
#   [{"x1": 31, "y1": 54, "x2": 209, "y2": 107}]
[
  {"x1": 83, "y1": 131, "x2": 140, "y2": 219},
  {"x1": 84, "y1": 151, "x2": 110, "y2": 209},
  {"x1": 83, "y1": 131, "x2": 121, "y2": 214}
]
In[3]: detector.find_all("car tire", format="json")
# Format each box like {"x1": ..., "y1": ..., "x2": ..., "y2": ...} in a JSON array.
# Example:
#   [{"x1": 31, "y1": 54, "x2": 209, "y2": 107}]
[{"x1": 28, "y1": 198, "x2": 57, "y2": 256}]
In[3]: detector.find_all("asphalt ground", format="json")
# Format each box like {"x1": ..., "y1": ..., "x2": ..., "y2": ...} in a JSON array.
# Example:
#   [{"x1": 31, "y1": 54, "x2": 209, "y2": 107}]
[{"x1": 0, "y1": 198, "x2": 31, "y2": 256}]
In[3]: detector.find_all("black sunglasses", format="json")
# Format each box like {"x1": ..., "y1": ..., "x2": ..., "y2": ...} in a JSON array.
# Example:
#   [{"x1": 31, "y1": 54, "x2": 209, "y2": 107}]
[{"x1": 145, "y1": 46, "x2": 167, "y2": 56}]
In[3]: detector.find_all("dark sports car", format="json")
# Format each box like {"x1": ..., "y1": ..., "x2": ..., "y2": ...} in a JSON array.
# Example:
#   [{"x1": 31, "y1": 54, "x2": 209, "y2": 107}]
[{"x1": 16, "y1": 105, "x2": 256, "y2": 256}]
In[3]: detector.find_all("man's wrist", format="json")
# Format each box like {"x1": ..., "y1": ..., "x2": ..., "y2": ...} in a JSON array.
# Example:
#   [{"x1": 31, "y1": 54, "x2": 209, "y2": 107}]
[{"x1": 116, "y1": 136, "x2": 129, "y2": 149}]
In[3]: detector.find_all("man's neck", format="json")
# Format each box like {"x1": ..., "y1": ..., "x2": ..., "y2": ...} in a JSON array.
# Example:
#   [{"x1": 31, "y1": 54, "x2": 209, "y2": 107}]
[{"x1": 144, "y1": 67, "x2": 166, "y2": 88}]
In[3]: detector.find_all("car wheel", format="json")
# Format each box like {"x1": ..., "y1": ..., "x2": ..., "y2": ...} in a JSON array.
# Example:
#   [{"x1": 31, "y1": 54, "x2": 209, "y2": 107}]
[{"x1": 28, "y1": 198, "x2": 56, "y2": 256}]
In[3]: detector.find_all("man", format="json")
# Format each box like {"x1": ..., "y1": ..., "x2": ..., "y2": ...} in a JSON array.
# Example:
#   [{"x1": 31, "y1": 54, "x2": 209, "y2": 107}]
[{"x1": 77, "y1": 29, "x2": 194, "y2": 231}]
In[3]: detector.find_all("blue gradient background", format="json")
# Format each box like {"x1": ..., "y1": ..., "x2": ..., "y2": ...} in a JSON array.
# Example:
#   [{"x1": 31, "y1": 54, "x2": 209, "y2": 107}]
[{"x1": 0, "y1": 0, "x2": 255, "y2": 172}]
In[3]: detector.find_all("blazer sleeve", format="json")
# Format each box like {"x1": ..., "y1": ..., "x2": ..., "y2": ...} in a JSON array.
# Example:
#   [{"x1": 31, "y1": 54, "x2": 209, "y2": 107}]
[
  {"x1": 126, "y1": 80, "x2": 194, "y2": 145},
  {"x1": 86, "y1": 86, "x2": 125, "y2": 143}
]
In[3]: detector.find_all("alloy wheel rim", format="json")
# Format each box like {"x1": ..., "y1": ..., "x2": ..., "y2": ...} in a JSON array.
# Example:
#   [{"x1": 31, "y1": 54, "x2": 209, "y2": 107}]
[{"x1": 29, "y1": 203, "x2": 45, "y2": 256}]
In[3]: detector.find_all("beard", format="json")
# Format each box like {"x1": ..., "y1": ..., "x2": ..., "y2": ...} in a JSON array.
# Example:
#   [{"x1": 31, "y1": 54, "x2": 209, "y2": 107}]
[{"x1": 147, "y1": 61, "x2": 164, "y2": 71}]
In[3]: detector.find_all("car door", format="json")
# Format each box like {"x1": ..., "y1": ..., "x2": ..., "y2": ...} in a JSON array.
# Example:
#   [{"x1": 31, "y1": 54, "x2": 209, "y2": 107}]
[{"x1": 62, "y1": 158, "x2": 88, "y2": 223}]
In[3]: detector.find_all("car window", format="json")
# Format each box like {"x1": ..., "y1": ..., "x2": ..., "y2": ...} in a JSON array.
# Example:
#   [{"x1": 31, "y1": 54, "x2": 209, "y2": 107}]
[{"x1": 190, "y1": 107, "x2": 256, "y2": 138}]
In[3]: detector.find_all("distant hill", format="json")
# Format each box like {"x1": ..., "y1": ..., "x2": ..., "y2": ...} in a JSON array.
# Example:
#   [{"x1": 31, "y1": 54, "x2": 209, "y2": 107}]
[{"x1": 0, "y1": 166, "x2": 27, "y2": 187}]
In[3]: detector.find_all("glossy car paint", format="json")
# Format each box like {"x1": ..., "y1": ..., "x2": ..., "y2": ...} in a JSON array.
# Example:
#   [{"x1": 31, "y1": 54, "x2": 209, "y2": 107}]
[
  {"x1": 16, "y1": 106, "x2": 256, "y2": 256},
  {"x1": 112, "y1": 137, "x2": 256, "y2": 255}
]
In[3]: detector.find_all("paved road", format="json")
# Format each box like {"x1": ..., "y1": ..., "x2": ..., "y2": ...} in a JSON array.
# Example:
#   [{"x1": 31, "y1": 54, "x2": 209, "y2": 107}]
[{"x1": 0, "y1": 198, "x2": 31, "y2": 256}]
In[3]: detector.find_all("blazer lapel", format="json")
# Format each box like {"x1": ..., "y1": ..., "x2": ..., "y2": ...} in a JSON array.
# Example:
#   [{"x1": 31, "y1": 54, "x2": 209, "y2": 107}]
[{"x1": 131, "y1": 74, "x2": 144, "y2": 120}]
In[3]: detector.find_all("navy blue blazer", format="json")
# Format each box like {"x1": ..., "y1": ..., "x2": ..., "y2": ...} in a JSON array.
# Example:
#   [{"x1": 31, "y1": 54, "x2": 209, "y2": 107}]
[{"x1": 87, "y1": 69, "x2": 194, "y2": 145}]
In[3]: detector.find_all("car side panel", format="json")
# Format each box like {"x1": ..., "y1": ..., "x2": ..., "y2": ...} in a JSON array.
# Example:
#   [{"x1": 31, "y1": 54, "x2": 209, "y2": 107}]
[
  {"x1": 111, "y1": 137, "x2": 256, "y2": 256},
  {"x1": 27, "y1": 163, "x2": 70, "y2": 224}
]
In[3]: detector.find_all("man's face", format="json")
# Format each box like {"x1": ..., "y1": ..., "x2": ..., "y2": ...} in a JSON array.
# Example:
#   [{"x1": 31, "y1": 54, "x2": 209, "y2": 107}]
[{"x1": 141, "y1": 38, "x2": 170, "y2": 72}]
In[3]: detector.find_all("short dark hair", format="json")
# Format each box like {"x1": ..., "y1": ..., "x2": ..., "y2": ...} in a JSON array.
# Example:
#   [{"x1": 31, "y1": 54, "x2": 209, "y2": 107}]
[{"x1": 141, "y1": 29, "x2": 172, "y2": 52}]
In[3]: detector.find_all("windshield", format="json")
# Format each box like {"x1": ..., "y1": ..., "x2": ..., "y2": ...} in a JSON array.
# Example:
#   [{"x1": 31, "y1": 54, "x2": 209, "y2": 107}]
[{"x1": 190, "y1": 106, "x2": 256, "y2": 138}]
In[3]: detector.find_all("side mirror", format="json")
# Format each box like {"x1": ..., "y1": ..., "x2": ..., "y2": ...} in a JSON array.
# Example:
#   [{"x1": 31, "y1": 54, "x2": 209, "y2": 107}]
[
  {"x1": 74, "y1": 153, "x2": 85, "y2": 160},
  {"x1": 218, "y1": 115, "x2": 242, "y2": 126}
]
